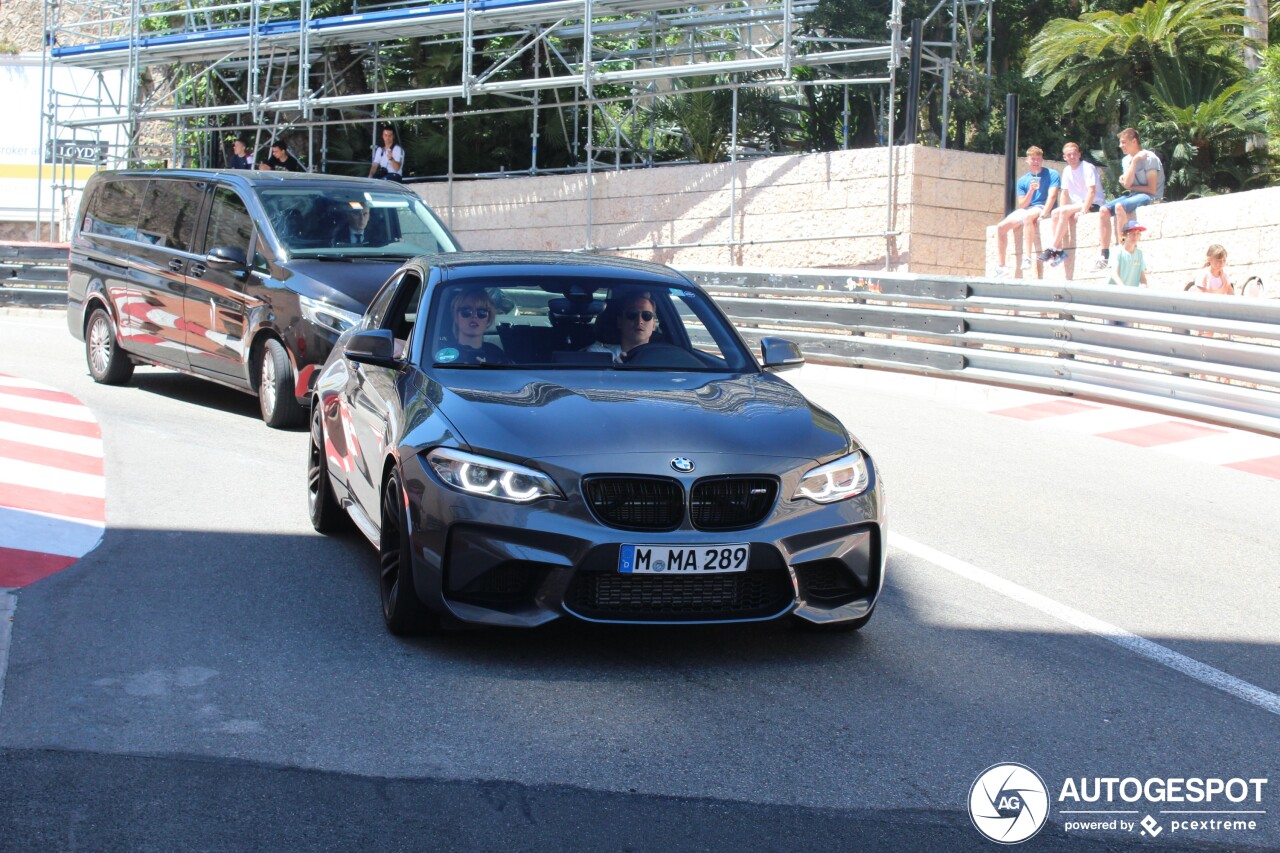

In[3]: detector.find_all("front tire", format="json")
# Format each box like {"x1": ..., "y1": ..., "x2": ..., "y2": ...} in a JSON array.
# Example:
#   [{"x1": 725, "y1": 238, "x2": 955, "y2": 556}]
[
  {"x1": 378, "y1": 470, "x2": 438, "y2": 636},
  {"x1": 307, "y1": 402, "x2": 347, "y2": 533},
  {"x1": 85, "y1": 307, "x2": 134, "y2": 385},
  {"x1": 258, "y1": 338, "x2": 304, "y2": 429}
]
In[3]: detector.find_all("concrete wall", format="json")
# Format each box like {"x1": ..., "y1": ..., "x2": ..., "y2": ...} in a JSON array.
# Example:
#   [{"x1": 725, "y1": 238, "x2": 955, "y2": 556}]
[
  {"x1": 414, "y1": 145, "x2": 1006, "y2": 276},
  {"x1": 985, "y1": 187, "x2": 1278, "y2": 297},
  {"x1": 420, "y1": 144, "x2": 1274, "y2": 295}
]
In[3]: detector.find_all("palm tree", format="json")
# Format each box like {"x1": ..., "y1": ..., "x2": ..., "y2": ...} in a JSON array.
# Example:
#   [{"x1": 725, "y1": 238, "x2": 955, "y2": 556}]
[
  {"x1": 1025, "y1": 0, "x2": 1256, "y2": 120},
  {"x1": 1141, "y1": 80, "x2": 1267, "y2": 197}
]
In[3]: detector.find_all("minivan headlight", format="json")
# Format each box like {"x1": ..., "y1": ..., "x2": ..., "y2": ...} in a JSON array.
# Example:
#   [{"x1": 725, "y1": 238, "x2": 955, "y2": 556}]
[
  {"x1": 793, "y1": 451, "x2": 870, "y2": 503},
  {"x1": 299, "y1": 295, "x2": 362, "y2": 335},
  {"x1": 426, "y1": 448, "x2": 564, "y2": 503}
]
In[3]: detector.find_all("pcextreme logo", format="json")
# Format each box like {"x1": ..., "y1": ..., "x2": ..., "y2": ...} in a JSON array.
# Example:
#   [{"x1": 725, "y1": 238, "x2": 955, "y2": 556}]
[{"x1": 969, "y1": 763, "x2": 1050, "y2": 844}]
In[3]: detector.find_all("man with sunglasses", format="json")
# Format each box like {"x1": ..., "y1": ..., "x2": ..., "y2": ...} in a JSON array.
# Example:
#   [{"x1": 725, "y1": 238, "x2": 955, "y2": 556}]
[
  {"x1": 439, "y1": 286, "x2": 509, "y2": 365},
  {"x1": 587, "y1": 292, "x2": 657, "y2": 363}
]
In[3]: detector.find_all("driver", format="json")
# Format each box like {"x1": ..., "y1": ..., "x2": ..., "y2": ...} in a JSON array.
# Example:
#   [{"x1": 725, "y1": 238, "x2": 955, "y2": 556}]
[
  {"x1": 438, "y1": 286, "x2": 510, "y2": 365},
  {"x1": 587, "y1": 292, "x2": 657, "y2": 363}
]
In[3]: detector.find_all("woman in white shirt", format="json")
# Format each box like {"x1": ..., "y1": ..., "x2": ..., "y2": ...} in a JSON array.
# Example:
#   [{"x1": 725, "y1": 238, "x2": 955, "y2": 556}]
[{"x1": 369, "y1": 126, "x2": 404, "y2": 182}]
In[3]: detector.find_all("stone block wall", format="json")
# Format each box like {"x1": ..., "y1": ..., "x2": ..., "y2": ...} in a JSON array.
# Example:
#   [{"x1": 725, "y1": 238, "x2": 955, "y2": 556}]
[
  {"x1": 414, "y1": 144, "x2": 1007, "y2": 276},
  {"x1": 984, "y1": 185, "x2": 1279, "y2": 296}
]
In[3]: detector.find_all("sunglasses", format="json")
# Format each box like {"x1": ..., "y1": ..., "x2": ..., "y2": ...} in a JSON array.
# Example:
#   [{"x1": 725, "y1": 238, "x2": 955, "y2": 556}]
[
  {"x1": 625, "y1": 310, "x2": 655, "y2": 322},
  {"x1": 456, "y1": 307, "x2": 490, "y2": 319}
]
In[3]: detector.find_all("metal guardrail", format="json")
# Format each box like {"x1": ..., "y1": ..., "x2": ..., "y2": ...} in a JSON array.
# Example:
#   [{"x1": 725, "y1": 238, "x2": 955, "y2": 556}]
[
  {"x1": 684, "y1": 267, "x2": 1280, "y2": 437},
  {"x1": 3, "y1": 245, "x2": 1276, "y2": 434},
  {"x1": 0, "y1": 243, "x2": 71, "y2": 308}
]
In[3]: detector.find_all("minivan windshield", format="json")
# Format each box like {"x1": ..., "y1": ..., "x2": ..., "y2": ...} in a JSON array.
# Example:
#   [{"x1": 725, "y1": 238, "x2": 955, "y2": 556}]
[
  {"x1": 423, "y1": 278, "x2": 755, "y2": 373},
  {"x1": 257, "y1": 187, "x2": 457, "y2": 258}
]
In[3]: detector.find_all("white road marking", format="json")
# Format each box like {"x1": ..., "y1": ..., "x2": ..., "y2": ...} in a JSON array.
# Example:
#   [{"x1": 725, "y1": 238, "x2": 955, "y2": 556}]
[
  {"x1": 0, "y1": 457, "x2": 106, "y2": 498},
  {"x1": 0, "y1": 421, "x2": 104, "y2": 457},
  {"x1": 0, "y1": 390, "x2": 98, "y2": 422},
  {"x1": 891, "y1": 532, "x2": 1280, "y2": 718}
]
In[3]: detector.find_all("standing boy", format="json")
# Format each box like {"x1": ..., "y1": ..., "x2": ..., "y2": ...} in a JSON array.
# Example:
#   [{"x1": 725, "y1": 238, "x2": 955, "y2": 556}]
[
  {"x1": 993, "y1": 146, "x2": 1059, "y2": 277},
  {"x1": 1108, "y1": 221, "x2": 1148, "y2": 288}
]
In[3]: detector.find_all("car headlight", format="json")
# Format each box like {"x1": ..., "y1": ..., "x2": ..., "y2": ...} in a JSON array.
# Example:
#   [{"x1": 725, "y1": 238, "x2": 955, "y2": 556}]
[
  {"x1": 299, "y1": 295, "x2": 362, "y2": 336},
  {"x1": 793, "y1": 451, "x2": 871, "y2": 503},
  {"x1": 426, "y1": 448, "x2": 564, "y2": 503}
]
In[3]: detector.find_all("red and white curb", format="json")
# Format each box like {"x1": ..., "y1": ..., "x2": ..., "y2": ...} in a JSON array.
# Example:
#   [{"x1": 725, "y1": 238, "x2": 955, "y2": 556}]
[
  {"x1": 0, "y1": 373, "x2": 106, "y2": 588},
  {"x1": 796, "y1": 365, "x2": 1280, "y2": 481}
]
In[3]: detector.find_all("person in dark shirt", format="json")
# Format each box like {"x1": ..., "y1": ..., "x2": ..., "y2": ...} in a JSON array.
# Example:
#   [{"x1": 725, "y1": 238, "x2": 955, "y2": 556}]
[
  {"x1": 258, "y1": 140, "x2": 305, "y2": 172},
  {"x1": 436, "y1": 286, "x2": 509, "y2": 365},
  {"x1": 226, "y1": 138, "x2": 253, "y2": 169}
]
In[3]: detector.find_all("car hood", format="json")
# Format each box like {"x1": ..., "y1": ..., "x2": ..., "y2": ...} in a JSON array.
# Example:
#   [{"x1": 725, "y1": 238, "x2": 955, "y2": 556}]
[
  {"x1": 432, "y1": 370, "x2": 851, "y2": 462},
  {"x1": 282, "y1": 258, "x2": 406, "y2": 313}
]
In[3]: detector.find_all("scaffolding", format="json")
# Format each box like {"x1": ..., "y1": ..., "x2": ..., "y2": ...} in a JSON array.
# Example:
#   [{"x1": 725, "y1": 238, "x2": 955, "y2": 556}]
[{"x1": 37, "y1": 0, "x2": 995, "y2": 253}]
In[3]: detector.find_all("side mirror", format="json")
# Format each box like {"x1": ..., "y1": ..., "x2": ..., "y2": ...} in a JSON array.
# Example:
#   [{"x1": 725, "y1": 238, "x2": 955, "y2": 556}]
[
  {"x1": 760, "y1": 337, "x2": 805, "y2": 371},
  {"x1": 206, "y1": 246, "x2": 249, "y2": 276},
  {"x1": 344, "y1": 329, "x2": 399, "y2": 368}
]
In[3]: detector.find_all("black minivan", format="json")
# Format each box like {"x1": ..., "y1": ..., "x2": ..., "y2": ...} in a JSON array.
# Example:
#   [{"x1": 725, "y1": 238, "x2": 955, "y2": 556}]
[{"x1": 66, "y1": 169, "x2": 459, "y2": 427}]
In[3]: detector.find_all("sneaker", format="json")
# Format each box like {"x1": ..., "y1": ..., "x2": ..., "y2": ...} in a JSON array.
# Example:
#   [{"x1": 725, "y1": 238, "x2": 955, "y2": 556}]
[
  {"x1": 1093, "y1": 256, "x2": 1109, "y2": 271},
  {"x1": 1050, "y1": 249, "x2": 1066, "y2": 268},
  {"x1": 1021, "y1": 256, "x2": 1032, "y2": 270},
  {"x1": 994, "y1": 266, "x2": 1009, "y2": 278},
  {"x1": 1036, "y1": 249, "x2": 1055, "y2": 263}
]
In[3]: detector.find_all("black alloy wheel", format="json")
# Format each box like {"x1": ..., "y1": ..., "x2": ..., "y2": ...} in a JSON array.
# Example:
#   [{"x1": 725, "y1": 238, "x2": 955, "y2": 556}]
[
  {"x1": 258, "y1": 338, "x2": 305, "y2": 429},
  {"x1": 307, "y1": 403, "x2": 347, "y2": 533},
  {"x1": 378, "y1": 470, "x2": 438, "y2": 636},
  {"x1": 85, "y1": 307, "x2": 134, "y2": 385}
]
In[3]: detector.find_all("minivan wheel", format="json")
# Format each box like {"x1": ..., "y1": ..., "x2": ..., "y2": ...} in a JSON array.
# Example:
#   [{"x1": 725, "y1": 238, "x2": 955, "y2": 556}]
[
  {"x1": 378, "y1": 470, "x2": 438, "y2": 636},
  {"x1": 307, "y1": 403, "x2": 347, "y2": 533},
  {"x1": 258, "y1": 338, "x2": 304, "y2": 429},
  {"x1": 85, "y1": 307, "x2": 134, "y2": 385}
]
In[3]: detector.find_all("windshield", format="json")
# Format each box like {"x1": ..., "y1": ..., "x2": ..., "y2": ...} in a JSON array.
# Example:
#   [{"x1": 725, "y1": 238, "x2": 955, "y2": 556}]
[
  {"x1": 424, "y1": 277, "x2": 755, "y2": 372},
  {"x1": 256, "y1": 187, "x2": 457, "y2": 258}
]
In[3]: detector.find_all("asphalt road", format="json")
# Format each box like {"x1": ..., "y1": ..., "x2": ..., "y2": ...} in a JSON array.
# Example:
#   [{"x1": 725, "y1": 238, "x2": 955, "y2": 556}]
[{"x1": 1, "y1": 311, "x2": 1276, "y2": 852}]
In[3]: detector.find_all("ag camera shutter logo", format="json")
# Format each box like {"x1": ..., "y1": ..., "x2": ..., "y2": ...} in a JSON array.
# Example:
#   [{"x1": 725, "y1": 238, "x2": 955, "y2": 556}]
[{"x1": 969, "y1": 763, "x2": 1050, "y2": 844}]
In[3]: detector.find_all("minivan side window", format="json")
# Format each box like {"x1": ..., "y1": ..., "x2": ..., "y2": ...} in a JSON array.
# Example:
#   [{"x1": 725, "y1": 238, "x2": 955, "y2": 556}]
[
  {"x1": 87, "y1": 180, "x2": 144, "y2": 241},
  {"x1": 203, "y1": 187, "x2": 255, "y2": 261},
  {"x1": 138, "y1": 179, "x2": 207, "y2": 251}
]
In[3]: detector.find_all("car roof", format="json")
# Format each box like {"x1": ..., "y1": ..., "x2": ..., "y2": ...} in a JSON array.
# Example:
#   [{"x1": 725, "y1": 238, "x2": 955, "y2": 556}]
[
  {"x1": 416, "y1": 251, "x2": 692, "y2": 285},
  {"x1": 90, "y1": 168, "x2": 412, "y2": 191}
]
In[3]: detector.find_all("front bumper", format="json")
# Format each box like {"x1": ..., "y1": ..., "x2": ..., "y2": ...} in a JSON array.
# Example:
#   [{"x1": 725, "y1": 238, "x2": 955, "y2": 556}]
[{"x1": 400, "y1": 452, "x2": 886, "y2": 628}]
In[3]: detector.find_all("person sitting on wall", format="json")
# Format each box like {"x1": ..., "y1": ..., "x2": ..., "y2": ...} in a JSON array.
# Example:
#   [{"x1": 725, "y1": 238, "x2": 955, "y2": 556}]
[
  {"x1": 258, "y1": 140, "x2": 306, "y2": 172},
  {"x1": 992, "y1": 145, "x2": 1059, "y2": 278},
  {"x1": 1095, "y1": 127, "x2": 1164, "y2": 270},
  {"x1": 1037, "y1": 141, "x2": 1099, "y2": 268}
]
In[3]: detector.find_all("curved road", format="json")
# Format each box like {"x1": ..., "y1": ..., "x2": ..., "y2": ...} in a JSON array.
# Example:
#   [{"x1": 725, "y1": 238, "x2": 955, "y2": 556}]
[{"x1": 1, "y1": 311, "x2": 1276, "y2": 852}]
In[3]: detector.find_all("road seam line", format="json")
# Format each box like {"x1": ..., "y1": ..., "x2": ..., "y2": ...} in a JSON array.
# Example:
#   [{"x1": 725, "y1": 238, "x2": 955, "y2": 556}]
[{"x1": 890, "y1": 532, "x2": 1280, "y2": 718}]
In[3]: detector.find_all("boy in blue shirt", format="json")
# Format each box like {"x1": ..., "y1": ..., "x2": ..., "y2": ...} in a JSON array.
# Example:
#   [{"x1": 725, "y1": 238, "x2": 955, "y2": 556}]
[{"x1": 993, "y1": 146, "x2": 1060, "y2": 277}]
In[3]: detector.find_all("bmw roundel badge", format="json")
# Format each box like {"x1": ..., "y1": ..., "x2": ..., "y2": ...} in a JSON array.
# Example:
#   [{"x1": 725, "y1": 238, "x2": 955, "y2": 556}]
[{"x1": 671, "y1": 457, "x2": 695, "y2": 473}]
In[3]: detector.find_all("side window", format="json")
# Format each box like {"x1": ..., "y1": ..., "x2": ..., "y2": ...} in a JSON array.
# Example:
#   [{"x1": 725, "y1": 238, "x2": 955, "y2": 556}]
[
  {"x1": 203, "y1": 187, "x2": 254, "y2": 258},
  {"x1": 364, "y1": 273, "x2": 402, "y2": 330},
  {"x1": 387, "y1": 273, "x2": 423, "y2": 342},
  {"x1": 88, "y1": 179, "x2": 144, "y2": 240},
  {"x1": 138, "y1": 179, "x2": 207, "y2": 251}
]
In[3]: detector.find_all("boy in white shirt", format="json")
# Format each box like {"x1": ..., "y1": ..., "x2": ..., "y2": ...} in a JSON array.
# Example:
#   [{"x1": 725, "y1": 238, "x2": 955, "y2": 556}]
[{"x1": 1037, "y1": 142, "x2": 1099, "y2": 267}]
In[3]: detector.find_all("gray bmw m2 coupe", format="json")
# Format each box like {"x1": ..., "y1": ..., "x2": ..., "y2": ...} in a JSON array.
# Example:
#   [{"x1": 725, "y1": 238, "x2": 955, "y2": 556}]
[{"x1": 307, "y1": 251, "x2": 886, "y2": 635}]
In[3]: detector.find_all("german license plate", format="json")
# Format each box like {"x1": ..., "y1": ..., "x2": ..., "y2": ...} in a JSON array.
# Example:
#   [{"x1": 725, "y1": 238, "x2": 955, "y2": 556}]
[{"x1": 618, "y1": 544, "x2": 749, "y2": 574}]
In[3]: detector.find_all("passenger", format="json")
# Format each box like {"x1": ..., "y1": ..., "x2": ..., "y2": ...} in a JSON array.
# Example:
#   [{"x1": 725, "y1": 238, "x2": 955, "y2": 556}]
[
  {"x1": 439, "y1": 287, "x2": 509, "y2": 365},
  {"x1": 587, "y1": 292, "x2": 657, "y2": 363}
]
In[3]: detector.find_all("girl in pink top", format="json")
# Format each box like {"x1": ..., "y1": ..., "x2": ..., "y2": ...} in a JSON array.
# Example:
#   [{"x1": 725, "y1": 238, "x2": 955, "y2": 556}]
[{"x1": 1193, "y1": 244, "x2": 1233, "y2": 295}]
